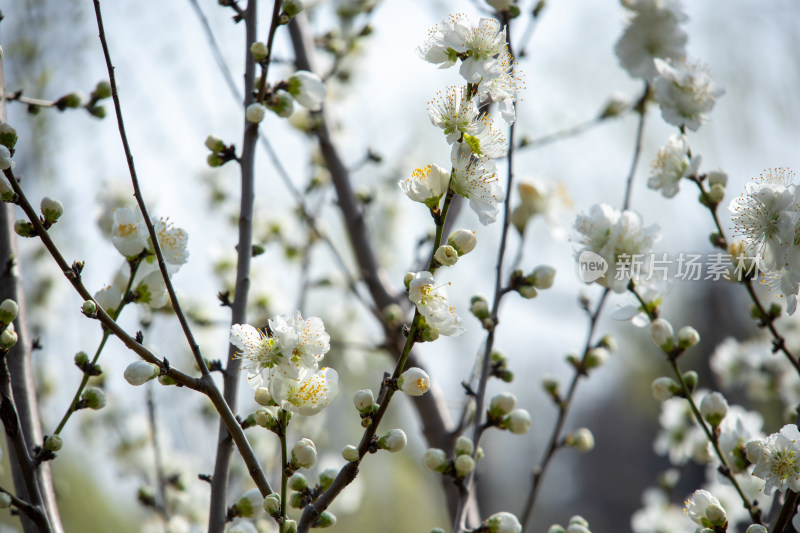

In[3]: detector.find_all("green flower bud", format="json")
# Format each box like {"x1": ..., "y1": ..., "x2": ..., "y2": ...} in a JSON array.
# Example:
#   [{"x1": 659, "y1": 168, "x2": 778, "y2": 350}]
[
  {"x1": 82, "y1": 300, "x2": 97, "y2": 316},
  {"x1": 489, "y1": 392, "x2": 516, "y2": 417},
  {"x1": 342, "y1": 444, "x2": 359, "y2": 462},
  {"x1": 207, "y1": 153, "x2": 224, "y2": 168},
  {"x1": 565, "y1": 428, "x2": 595, "y2": 452},
  {"x1": 282, "y1": 0, "x2": 304, "y2": 18},
  {"x1": 204, "y1": 135, "x2": 225, "y2": 152},
  {"x1": 74, "y1": 351, "x2": 89, "y2": 367},
  {"x1": 0, "y1": 492, "x2": 11, "y2": 509},
  {"x1": 253, "y1": 408, "x2": 277, "y2": 430},
  {"x1": 88, "y1": 105, "x2": 107, "y2": 119},
  {"x1": 454, "y1": 454, "x2": 475, "y2": 477},
  {"x1": 0, "y1": 122, "x2": 18, "y2": 150},
  {"x1": 263, "y1": 493, "x2": 280, "y2": 515},
  {"x1": 0, "y1": 299, "x2": 18, "y2": 325},
  {"x1": 285, "y1": 519, "x2": 298, "y2": 533},
  {"x1": 14, "y1": 219, "x2": 36, "y2": 238},
  {"x1": 40, "y1": 197, "x2": 63, "y2": 223},
  {"x1": 44, "y1": 434, "x2": 63, "y2": 452},
  {"x1": 517, "y1": 285, "x2": 538, "y2": 299},
  {"x1": 318, "y1": 467, "x2": 337, "y2": 492},
  {"x1": 470, "y1": 294, "x2": 490, "y2": 320},
  {"x1": 678, "y1": 326, "x2": 700, "y2": 349},
  {"x1": 250, "y1": 41, "x2": 268, "y2": 62},
  {"x1": 94, "y1": 80, "x2": 112, "y2": 99},
  {"x1": 0, "y1": 324, "x2": 18, "y2": 350},
  {"x1": 288, "y1": 473, "x2": 308, "y2": 492},
  {"x1": 584, "y1": 347, "x2": 609, "y2": 369},
  {"x1": 158, "y1": 374, "x2": 177, "y2": 386},
  {"x1": 289, "y1": 491, "x2": 304, "y2": 509},
  {"x1": 314, "y1": 511, "x2": 336, "y2": 528},
  {"x1": 683, "y1": 370, "x2": 699, "y2": 392},
  {"x1": 422, "y1": 448, "x2": 447, "y2": 472},
  {"x1": 353, "y1": 389, "x2": 375, "y2": 413},
  {"x1": 81, "y1": 387, "x2": 107, "y2": 410},
  {"x1": 455, "y1": 435, "x2": 474, "y2": 456},
  {"x1": 59, "y1": 92, "x2": 84, "y2": 109},
  {"x1": 234, "y1": 488, "x2": 264, "y2": 518},
  {"x1": 650, "y1": 318, "x2": 674, "y2": 352},
  {"x1": 267, "y1": 90, "x2": 294, "y2": 118}
]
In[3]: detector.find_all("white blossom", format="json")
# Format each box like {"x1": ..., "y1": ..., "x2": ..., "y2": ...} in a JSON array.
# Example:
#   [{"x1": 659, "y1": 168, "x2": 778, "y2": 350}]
[
  {"x1": 408, "y1": 271, "x2": 465, "y2": 336},
  {"x1": 398, "y1": 163, "x2": 451, "y2": 207},
  {"x1": 451, "y1": 142, "x2": 504, "y2": 225},
  {"x1": 428, "y1": 86, "x2": 480, "y2": 144},
  {"x1": 615, "y1": 0, "x2": 688, "y2": 80},
  {"x1": 287, "y1": 70, "x2": 327, "y2": 111},
  {"x1": 269, "y1": 367, "x2": 339, "y2": 416},
  {"x1": 683, "y1": 490, "x2": 726, "y2": 529},
  {"x1": 654, "y1": 58, "x2": 724, "y2": 131},
  {"x1": 398, "y1": 367, "x2": 430, "y2": 396},
  {"x1": 647, "y1": 134, "x2": 700, "y2": 198},
  {"x1": 111, "y1": 207, "x2": 148, "y2": 258},
  {"x1": 748, "y1": 423, "x2": 800, "y2": 495}
]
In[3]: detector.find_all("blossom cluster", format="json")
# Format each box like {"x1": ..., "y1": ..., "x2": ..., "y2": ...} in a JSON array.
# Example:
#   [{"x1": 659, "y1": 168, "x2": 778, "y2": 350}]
[
  {"x1": 95, "y1": 206, "x2": 190, "y2": 312},
  {"x1": 230, "y1": 311, "x2": 338, "y2": 416}
]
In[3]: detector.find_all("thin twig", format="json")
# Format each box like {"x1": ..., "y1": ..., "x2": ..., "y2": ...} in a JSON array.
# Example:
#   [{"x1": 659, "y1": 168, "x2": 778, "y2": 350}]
[
  {"x1": 519, "y1": 289, "x2": 609, "y2": 528},
  {"x1": 209, "y1": 0, "x2": 282, "y2": 529},
  {"x1": 91, "y1": 0, "x2": 211, "y2": 377},
  {"x1": 622, "y1": 83, "x2": 650, "y2": 211},
  {"x1": 5, "y1": 166, "x2": 273, "y2": 501},
  {"x1": 147, "y1": 385, "x2": 170, "y2": 520}
]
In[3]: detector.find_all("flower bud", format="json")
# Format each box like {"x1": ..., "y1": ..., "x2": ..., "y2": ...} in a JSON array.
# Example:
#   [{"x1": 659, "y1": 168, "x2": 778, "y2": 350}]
[
  {"x1": 40, "y1": 196, "x2": 63, "y2": 224},
  {"x1": 265, "y1": 90, "x2": 293, "y2": 118},
  {"x1": 700, "y1": 392, "x2": 728, "y2": 427},
  {"x1": 158, "y1": 374, "x2": 177, "y2": 386},
  {"x1": 353, "y1": 389, "x2": 375, "y2": 412},
  {"x1": 0, "y1": 123, "x2": 18, "y2": 151},
  {"x1": 566, "y1": 428, "x2": 595, "y2": 452},
  {"x1": 455, "y1": 436, "x2": 474, "y2": 456},
  {"x1": 430, "y1": 529, "x2": 446, "y2": 533},
  {"x1": 0, "y1": 145, "x2": 11, "y2": 171},
  {"x1": 0, "y1": 324, "x2": 17, "y2": 350},
  {"x1": 548, "y1": 527, "x2": 566, "y2": 533},
  {"x1": 292, "y1": 438, "x2": 317, "y2": 469},
  {"x1": 44, "y1": 434, "x2": 63, "y2": 452},
  {"x1": 235, "y1": 488, "x2": 264, "y2": 518},
  {"x1": 434, "y1": 245, "x2": 459, "y2": 266},
  {"x1": 518, "y1": 285, "x2": 538, "y2": 299},
  {"x1": 315, "y1": 511, "x2": 336, "y2": 528},
  {"x1": 707, "y1": 183, "x2": 725, "y2": 204},
  {"x1": 342, "y1": 444, "x2": 359, "y2": 462},
  {"x1": 124, "y1": 360, "x2": 160, "y2": 386},
  {"x1": 0, "y1": 300, "x2": 18, "y2": 326},
  {"x1": 88, "y1": 105, "x2": 107, "y2": 119},
  {"x1": 245, "y1": 103, "x2": 266, "y2": 124},
  {"x1": 650, "y1": 318, "x2": 674, "y2": 351},
  {"x1": 205, "y1": 135, "x2": 225, "y2": 152},
  {"x1": 250, "y1": 41, "x2": 268, "y2": 62},
  {"x1": 470, "y1": 295, "x2": 490, "y2": 320},
  {"x1": 651, "y1": 377, "x2": 679, "y2": 401},
  {"x1": 504, "y1": 409, "x2": 531, "y2": 434},
  {"x1": 707, "y1": 170, "x2": 728, "y2": 187},
  {"x1": 541, "y1": 375, "x2": 560, "y2": 397},
  {"x1": 0, "y1": 175, "x2": 14, "y2": 202},
  {"x1": 678, "y1": 326, "x2": 700, "y2": 349},
  {"x1": 288, "y1": 473, "x2": 308, "y2": 492},
  {"x1": 422, "y1": 448, "x2": 447, "y2": 472},
  {"x1": 254, "y1": 387, "x2": 273, "y2": 406},
  {"x1": 81, "y1": 387, "x2": 107, "y2": 410},
  {"x1": 403, "y1": 272, "x2": 414, "y2": 290},
  {"x1": 282, "y1": 0, "x2": 304, "y2": 18},
  {"x1": 487, "y1": 0, "x2": 515, "y2": 12},
  {"x1": 447, "y1": 229, "x2": 477, "y2": 256},
  {"x1": 487, "y1": 511, "x2": 522, "y2": 533},
  {"x1": 318, "y1": 467, "x2": 337, "y2": 492},
  {"x1": 584, "y1": 347, "x2": 608, "y2": 369},
  {"x1": 489, "y1": 392, "x2": 516, "y2": 417},
  {"x1": 82, "y1": 300, "x2": 97, "y2": 316},
  {"x1": 0, "y1": 493, "x2": 10, "y2": 509},
  {"x1": 398, "y1": 367, "x2": 430, "y2": 396},
  {"x1": 93, "y1": 80, "x2": 112, "y2": 99},
  {"x1": 566, "y1": 526, "x2": 590, "y2": 533},
  {"x1": 253, "y1": 408, "x2": 277, "y2": 429},
  {"x1": 454, "y1": 454, "x2": 475, "y2": 477},
  {"x1": 60, "y1": 92, "x2": 84, "y2": 109},
  {"x1": 682, "y1": 370, "x2": 699, "y2": 392},
  {"x1": 207, "y1": 153, "x2": 224, "y2": 168},
  {"x1": 531, "y1": 265, "x2": 556, "y2": 289},
  {"x1": 746, "y1": 525, "x2": 768, "y2": 533},
  {"x1": 14, "y1": 219, "x2": 35, "y2": 238},
  {"x1": 263, "y1": 493, "x2": 280, "y2": 515},
  {"x1": 378, "y1": 429, "x2": 407, "y2": 453},
  {"x1": 74, "y1": 351, "x2": 89, "y2": 368}
]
